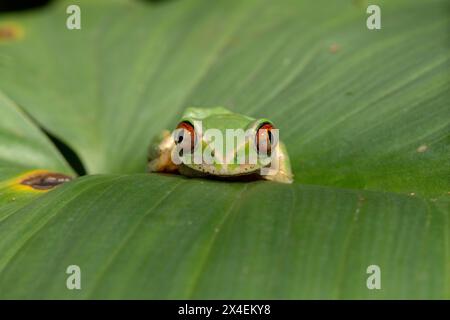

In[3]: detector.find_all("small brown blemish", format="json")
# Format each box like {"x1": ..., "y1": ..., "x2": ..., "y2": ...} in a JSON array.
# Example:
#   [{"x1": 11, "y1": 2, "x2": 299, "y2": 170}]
[
  {"x1": 0, "y1": 27, "x2": 14, "y2": 39},
  {"x1": 0, "y1": 23, "x2": 24, "y2": 43},
  {"x1": 416, "y1": 144, "x2": 428, "y2": 153},
  {"x1": 329, "y1": 43, "x2": 340, "y2": 54},
  {"x1": 20, "y1": 172, "x2": 72, "y2": 190}
]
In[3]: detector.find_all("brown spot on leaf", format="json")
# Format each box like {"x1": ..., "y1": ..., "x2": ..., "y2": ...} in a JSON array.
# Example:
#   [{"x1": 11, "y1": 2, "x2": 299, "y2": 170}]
[
  {"x1": 21, "y1": 172, "x2": 72, "y2": 190},
  {"x1": 0, "y1": 22, "x2": 24, "y2": 42},
  {"x1": 329, "y1": 43, "x2": 340, "y2": 54},
  {"x1": 0, "y1": 27, "x2": 14, "y2": 39}
]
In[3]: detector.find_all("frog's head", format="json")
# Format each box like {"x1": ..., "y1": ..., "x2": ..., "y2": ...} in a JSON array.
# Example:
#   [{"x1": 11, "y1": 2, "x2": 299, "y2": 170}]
[{"x1": 171, "y1": 107, "x2": 278, "y2": 177}]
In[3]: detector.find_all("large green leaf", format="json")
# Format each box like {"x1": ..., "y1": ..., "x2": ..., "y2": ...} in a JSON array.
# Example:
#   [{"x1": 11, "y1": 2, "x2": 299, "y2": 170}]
[
  {"x1": 0, "y1": 91, "x2": 71, "y2": 177},
  {"x1": 0, "y1": 174, "x2": 448, "y2": 299},
  {"x1": 0, "y1": 90, "x2": 72, "y2": 223},
  {"x1": 0, "y1": 0, "x2": 448, "y2": 299}
]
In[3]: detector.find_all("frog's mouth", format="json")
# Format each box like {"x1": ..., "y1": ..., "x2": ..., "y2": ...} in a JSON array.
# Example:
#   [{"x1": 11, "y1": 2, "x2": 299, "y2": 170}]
[
  {"x1": 178, "y1": 164, "x2": 265, "y2": 181},
  {"x1": 207, "y1": 173, "x2": 265, "y2": 182}
]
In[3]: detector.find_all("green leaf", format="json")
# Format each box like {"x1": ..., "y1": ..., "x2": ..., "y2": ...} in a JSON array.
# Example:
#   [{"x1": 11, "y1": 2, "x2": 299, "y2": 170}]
[
  {"x1": 0, "y1": 90, "x2": 73, "y2": 222},
  {"x1": 0, "y1": 0, "x2": 448, "y2": 298},
  {"x1": 0, "y1": 91, "x2": 71, "y2": 177},
  {"x1": 0, "y1": 174, "x2": 448, "y2": 299}
]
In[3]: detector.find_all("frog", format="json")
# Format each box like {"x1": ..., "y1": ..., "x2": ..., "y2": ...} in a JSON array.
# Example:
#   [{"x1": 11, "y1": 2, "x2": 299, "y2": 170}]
[{"x1": 147, "y1": 107, "x2": 293, "y2": 183}]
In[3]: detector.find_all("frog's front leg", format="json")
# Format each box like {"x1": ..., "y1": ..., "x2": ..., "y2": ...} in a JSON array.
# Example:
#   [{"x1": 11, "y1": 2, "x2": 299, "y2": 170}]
[
  {"x1": 147, "y1": 130, "x2": 178, "y2": 173},
  {"x1": 261, "y1": 142, "x2": 294, "y2": 184}
]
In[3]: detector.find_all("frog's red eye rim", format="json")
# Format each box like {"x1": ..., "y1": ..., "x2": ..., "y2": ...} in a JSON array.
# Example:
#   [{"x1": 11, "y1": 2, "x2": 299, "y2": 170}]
[
  {"x1": 256, "y1": 122, "x2": 276, "y2": 156},
  {"x1": 175, "y1": 121, "x2": 196, "y2": 152}
]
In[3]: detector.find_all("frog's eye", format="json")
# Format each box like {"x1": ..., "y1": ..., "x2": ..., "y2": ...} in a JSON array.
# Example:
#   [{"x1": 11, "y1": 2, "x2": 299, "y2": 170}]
[
  {"x1": 175, "y1": 121, "x2": 196, "y2": 153},
  {"x1": 256, "y1": 122, "x2": 277, "y2": 156}
]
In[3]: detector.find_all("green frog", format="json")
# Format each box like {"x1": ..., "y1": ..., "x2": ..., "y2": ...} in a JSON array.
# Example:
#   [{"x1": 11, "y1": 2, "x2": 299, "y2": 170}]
[{"x1": 148, "y1": 107, "x2": 293, "y2": 183}]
